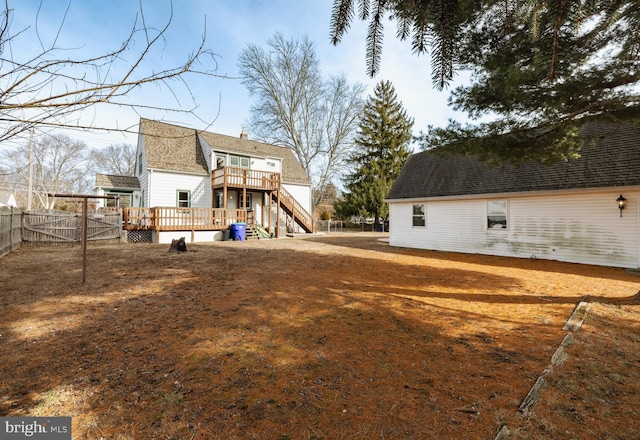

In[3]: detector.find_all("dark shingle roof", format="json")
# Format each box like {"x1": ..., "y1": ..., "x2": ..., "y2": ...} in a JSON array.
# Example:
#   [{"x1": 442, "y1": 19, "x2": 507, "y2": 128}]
[
  {"x1": 95, "y1": 174, "x2": 140, "y2": 189},
  {"x1": 387, "y1": 122, "x2": 640, "y2": 200},
  {"x1": 140, "y1": 119, "x2": 311, "y2": 185}
]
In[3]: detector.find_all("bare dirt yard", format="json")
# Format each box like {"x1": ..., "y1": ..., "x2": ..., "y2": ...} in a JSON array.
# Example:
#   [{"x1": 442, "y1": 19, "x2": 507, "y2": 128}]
[{"x1": 1, "y1": 232, "x2": 639, "y2": 439}]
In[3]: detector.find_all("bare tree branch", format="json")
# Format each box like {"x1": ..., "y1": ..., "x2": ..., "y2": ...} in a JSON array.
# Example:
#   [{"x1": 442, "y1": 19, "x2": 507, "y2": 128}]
[{"x1": 0, "y1": 0, "x2": 228, "y2": 144}]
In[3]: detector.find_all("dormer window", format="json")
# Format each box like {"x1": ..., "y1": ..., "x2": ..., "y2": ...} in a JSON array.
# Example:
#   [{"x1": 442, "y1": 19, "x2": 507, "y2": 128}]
[{"x1": 230, "y1": 155, "x2": 250, "y2": 168}]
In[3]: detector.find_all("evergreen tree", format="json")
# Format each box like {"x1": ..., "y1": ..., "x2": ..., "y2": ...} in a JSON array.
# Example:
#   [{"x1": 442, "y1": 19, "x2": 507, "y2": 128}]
[
  {"x1": 335, "y1": 80, "x2": 413, "y2": 229},
  {"x1": 330, "y1": 1, "x2": 640, "y2": 164}
]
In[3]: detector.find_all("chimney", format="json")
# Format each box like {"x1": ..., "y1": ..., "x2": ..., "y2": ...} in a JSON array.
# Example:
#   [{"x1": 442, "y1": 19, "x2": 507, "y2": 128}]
[{"x1": 240, "y1": 129, "x2": 248, "y2": 139}]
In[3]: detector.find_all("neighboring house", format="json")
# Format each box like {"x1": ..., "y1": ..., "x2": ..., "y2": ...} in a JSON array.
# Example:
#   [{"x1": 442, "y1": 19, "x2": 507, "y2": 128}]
[
  {"x1": 96, "y1": 118, "x2": 313, "y2": 242},
  {"x1": 94, "y1": 174, "x2": 141, "y2": 208},
  {"x1": 386, "y1": 122, "x2": 640, "y2": 269},
  {"x1": 0, "y1": 190, "x2": 18, "y2": 208}
]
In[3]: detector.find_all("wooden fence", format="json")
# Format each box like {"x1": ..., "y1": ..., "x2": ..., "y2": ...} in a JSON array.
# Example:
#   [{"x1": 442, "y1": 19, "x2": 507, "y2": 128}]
[
  {"x1": 0, "y1": 206, "x2": 22, "y2": 257},
  {"x1": 22, "y1": 209, "x2": 123, "y2": 244}
]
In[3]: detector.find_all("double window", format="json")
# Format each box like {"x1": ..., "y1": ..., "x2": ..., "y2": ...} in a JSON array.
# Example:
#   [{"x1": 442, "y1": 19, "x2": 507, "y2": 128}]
[
  {"x1": 229, "y1": 155, "x2": 250, "y2": 168},
  {"x1": 105, "y1": 191, "x2": 132, "y2": 208},
  {"x1": 412, "y1": 204, "x2": 426, "y2": 227}
]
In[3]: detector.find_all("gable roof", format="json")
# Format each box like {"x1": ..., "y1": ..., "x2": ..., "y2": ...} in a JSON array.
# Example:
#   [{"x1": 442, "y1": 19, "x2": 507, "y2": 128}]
[
  {"x1": 197, "y1": 131, "x2": 311, "y2": 185},
  {"x1": 387, "y1": 121, "x2": 640, "y2": 200},
  {"x1": 95, "y1": 174, "x2": 141, "y2": 190},
  {"x1": 0, "y1": 190, "x2": 17, "y2": 207},
  {"x1": 140, "y1": 119, "x2": 209, "y2": 175},
  {"x1": 139, "y1": 119, "x2": 311, "y2": 185}
]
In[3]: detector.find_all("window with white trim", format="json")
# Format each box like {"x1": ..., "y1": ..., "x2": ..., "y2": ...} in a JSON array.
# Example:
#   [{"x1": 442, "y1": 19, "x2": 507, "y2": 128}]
[
  {"x1": 177, "y1": 190, "x2": 191, "y2": 208},
  {"x1": 230, "y1": 155, "x2": 250, "y2": 168},
  {"x1": 241, "y1": 193, "x2": 252, "y2": 209},
  {"x1": 412, "y1": 204, "x2": 426, "y2": 227},
  {"x1": 105, "y1": 191, "x2": 132, "y2": 208},
  {"x1": 487, "y1": 200, "x2": 508, "y2": 229}
]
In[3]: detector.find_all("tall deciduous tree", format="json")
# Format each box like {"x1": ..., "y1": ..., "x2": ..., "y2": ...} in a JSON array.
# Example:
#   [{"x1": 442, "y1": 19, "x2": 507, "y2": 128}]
[
  {"x1": 330, "y1": 1, "x2": 640, "y2": 164},
  {"x1": 238, "y1": 32, "x2": 365, "y2": 207},
  {"x1": 91, "y1": 144, "x2": 137, "y2": 176},
  {"x1": 2, "y1": 134, "x2": 94, "y2": 209},
  {"x1": 335, "y1": 80, "x2": 413, "y2": 229}
]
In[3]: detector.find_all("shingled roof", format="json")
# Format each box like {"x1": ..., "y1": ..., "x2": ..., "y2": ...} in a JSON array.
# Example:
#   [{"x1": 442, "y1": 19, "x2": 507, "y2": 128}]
[
  {"x1": 197, "y1": 131, "x2": 311, "y2": 185},
  {"x1": 95, "y1": 174, "x2": 141, "y2": 189},
  {"x1": 140, "y1": 119, "x2": 209, "y2": 174},
  {"x1": 387, "y1": 121, "x2": 640, "y2": 200},
  {"x1": 140, "y1": 119, "x2": 311, "y2": 185}
]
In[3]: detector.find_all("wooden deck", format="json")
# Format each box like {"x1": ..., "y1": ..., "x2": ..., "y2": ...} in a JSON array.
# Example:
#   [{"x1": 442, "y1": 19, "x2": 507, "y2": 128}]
[
  {"x1": 120, "y1": 167, "x2": 314, "y2": 235},
  {"x1": 123, "y1": 207, "x2": 247, "y2": 231},
  {"x1": 212, "y1": 167, "x2": 280, "y2": 191}
]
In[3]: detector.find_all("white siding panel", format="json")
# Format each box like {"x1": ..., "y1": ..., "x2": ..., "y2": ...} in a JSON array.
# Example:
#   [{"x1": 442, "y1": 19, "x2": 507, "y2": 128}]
[
  {"x1": 136, "y1": 134, "x2": 149, "y2": 207},
  {"x1": 148, "y1": 171, "x2": 211, "y2": 208},
  {"x1": 510, "y1": 193, "x2": 638, "y2": 267},
  {"x1": 390, "y1": 200, "x2": 486, "y2": 252},
  {"x1": 283, "y1": 183, "x2": 312, "y2": 214},
  {"x1": 389, "y1": 191, "x2": 639, "y2": 268},
  {"x1": 156, "y1": 230, "x2": 221, "y2": 243}
]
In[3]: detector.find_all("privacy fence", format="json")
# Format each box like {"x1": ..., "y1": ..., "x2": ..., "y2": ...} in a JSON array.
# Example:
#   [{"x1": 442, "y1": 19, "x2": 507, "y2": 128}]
[
  {"x1": 0, "y1": 206, "x2": 22, "y2": 258},
  {"x1": 0, "y1": 208, "x2": 123, "y2": 258}
]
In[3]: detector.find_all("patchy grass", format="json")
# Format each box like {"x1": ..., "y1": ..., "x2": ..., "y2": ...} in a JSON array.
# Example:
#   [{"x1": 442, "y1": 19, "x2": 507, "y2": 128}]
[{"x1": 0, "y1": 233, "x2": 639, "y2": 439}]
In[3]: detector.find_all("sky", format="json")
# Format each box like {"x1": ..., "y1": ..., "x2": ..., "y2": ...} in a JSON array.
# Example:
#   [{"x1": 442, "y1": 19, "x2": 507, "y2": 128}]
[{"x1": 1, "y1": 0, "x2": 471, "y2": 153}]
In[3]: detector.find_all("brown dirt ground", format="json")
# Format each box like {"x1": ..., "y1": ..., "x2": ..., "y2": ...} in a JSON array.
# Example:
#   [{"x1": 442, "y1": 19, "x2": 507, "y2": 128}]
[{"x1": 1, "y1": 232, "x2": 639, "y2": 440}]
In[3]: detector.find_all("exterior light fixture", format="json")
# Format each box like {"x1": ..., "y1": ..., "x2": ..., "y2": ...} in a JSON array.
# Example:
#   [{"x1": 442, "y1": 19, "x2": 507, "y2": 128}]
[{"x1": 616, "y1": 194, "x2": 626, "y2": 217}]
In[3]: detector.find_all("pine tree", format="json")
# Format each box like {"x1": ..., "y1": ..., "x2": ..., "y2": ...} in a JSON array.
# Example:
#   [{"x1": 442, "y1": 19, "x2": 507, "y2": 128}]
[
  {"x1": 331, "y1": 1, "x2": 640, "y2": 164},
  {"x1": 335, "y1": 80, "x2": 414, "y2": 230}
]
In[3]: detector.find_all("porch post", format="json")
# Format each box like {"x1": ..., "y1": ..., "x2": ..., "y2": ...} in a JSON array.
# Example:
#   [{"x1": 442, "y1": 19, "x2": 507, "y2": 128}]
[
  {"x1": 276, "y1": 187, "x2": 281, "y2": 238},
  {"x1": 242, "y1": 169, "x2": 247, "y2": 212}
]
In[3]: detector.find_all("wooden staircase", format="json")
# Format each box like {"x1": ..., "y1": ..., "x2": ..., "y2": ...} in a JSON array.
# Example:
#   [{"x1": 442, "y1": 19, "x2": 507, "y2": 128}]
[
  {"x1": 245, "y1": 211, "x2": 274, "y2": 239},
  {"x1": 241, "y1": 185, "x2": 314, "y2": 239},
  {"x1": 271, "y1": 186, "x2": 314, "y2": 233}
]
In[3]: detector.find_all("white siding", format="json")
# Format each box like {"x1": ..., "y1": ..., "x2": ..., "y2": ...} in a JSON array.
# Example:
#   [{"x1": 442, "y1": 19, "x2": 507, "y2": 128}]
[
  {"x1": 136, "y1": 135, "x2": 148, "y2": 207},
  {"x1": 156, "y1": 230, "x2": 222, "y2": 244},
  {"x1": 252, "y1": 156, "x2": 282, "y2": 173},
  {"x1": 148, "y1": 171, "x2": 211, "y2": 208},
  {"x1": 283, "y1": 183, "x2": 312, "y2": 214},
  {"x1": 389, "y1": 190, "x2": 640, "y2": 268}
]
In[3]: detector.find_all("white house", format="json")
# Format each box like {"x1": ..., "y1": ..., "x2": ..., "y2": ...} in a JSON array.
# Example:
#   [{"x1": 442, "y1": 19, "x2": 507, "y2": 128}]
[
  {"x1": 96, "y1": 119, "x2": 313, "y2": 242},
  {"x1": 386, "y1": 122, "x2": 640, "y2": 269},
  {"x1": 0, "y1": 190, "x2": 18, "y2": 208},
  {"x1": 94, "y1": 175, "x2": 141, "y2": 208}
]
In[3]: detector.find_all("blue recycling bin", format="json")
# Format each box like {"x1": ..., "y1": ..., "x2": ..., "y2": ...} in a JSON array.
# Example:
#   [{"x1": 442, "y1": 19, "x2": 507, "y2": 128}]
[{"x1": 231, "y1": 222, "x2": 246, "y2": 241}]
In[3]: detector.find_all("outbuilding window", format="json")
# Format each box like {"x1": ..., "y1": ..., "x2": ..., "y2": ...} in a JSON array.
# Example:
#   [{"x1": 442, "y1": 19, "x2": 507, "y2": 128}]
[
  {"x1": 412, "y1": 204, "x2": 426, "y2": 227},
  {"x1": 487, "y1": 200, "x2": 508, "y2": 229}
]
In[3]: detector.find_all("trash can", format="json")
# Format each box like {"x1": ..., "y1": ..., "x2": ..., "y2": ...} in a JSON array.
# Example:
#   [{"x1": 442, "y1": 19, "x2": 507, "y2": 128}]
[
  {"x1": 231, "y1": 222, "x2": 246, "y2": 241},
  {"x1": 221, "y1": 229, "x2": 231, "y2": 241}
]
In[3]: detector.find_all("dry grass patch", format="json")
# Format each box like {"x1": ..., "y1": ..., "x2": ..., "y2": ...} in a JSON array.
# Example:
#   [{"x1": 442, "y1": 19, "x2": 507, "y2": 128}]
[{"x1": 0, "y1": 233, "x2": 638, "y2": 439}]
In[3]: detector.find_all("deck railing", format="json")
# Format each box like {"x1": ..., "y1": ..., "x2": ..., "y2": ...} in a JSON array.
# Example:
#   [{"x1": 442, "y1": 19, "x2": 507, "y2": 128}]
[
  {"x1": 212, "y1": 166, "x2": 280, "y2": 190},
  {"x1": 274, "y1": 186, "x2": 314, "y2": 233},
  {"x1": 122, "y1": 207, "x2": 247, "y2": 231}
]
